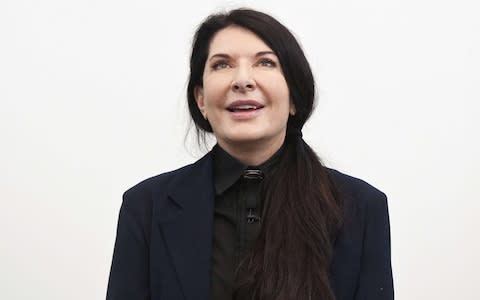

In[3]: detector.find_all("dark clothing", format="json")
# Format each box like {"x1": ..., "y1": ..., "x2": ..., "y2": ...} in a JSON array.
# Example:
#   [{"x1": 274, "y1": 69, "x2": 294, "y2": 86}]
[
  {"x1": 106, "y1": 150, "x2": 394, "y2": 300},
  {"x1": 210, "y1": 145, "x2": 280, "y2": 300}
]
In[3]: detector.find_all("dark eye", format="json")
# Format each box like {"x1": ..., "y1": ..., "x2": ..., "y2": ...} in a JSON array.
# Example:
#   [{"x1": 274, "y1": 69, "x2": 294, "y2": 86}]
[
  {"x1": 211, "y1": 61, "x2": 230, "y2": 70},
  {"x1": 258, "y1": 58, "x2": 276, "y2": 67}
]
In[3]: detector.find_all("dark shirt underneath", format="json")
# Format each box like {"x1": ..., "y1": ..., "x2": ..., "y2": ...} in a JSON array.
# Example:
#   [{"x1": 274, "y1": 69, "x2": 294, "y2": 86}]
[{"x1": 211, "y1": 144, "x2": 282, "y2": 300}]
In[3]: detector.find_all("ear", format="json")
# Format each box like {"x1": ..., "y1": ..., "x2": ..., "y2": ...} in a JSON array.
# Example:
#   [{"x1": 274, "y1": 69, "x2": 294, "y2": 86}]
[
  {"x1": 289, "y1": 103, "x2": 296, "y2": 116},
  {"x1": 194, "y1": 86, "x2": 207, "y2": 119}
]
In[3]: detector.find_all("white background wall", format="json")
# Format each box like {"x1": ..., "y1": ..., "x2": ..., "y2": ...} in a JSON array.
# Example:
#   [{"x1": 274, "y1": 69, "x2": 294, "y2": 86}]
[{"x1": 1, "y1": 0, "x2": 479, "y2": 299}]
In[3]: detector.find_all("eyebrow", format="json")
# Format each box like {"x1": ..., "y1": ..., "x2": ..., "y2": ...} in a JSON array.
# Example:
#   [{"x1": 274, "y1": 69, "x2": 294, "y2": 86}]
[{"x1": 208, "y1": 51, "x2": 276, "y2": 61}]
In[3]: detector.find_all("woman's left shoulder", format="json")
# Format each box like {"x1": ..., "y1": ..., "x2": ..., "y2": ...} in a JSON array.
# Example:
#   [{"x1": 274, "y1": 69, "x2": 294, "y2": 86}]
[
  {"x1": 326, "y1": 168, "x2": 388, "y2": 209},
  {"x1": 327, "y1": 168, "x2": 394, "y2": 299}
]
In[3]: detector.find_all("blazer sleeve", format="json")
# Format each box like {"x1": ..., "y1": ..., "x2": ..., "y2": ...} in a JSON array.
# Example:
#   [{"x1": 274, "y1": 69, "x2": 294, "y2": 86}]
[
  {"x1": 355, "y1": 193, "x2": 394, "y2": 300},
  {"x1": 106, "y1": 190, "x2": 152, "y2": 300}
]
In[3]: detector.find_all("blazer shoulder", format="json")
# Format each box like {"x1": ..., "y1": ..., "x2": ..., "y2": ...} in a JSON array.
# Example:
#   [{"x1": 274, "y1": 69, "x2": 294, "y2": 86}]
[
  {"x1": 123, "y1": 163, "x2": 194, "y2": 202},
  {"x1": 327, "y1": 168, "x2": 387, "y2": 208},
  {"x1": 328, "y1": 168, "x2": 394, "y2": 299},
  {"x1": 122, "y1": 152, "x2": 213, "y2": 209}
]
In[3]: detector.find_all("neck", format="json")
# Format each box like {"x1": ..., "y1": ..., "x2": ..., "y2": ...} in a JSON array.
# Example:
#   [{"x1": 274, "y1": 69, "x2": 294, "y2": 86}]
[{"x1": 217, "y1": 134, "x2": 286, "y2": 166}]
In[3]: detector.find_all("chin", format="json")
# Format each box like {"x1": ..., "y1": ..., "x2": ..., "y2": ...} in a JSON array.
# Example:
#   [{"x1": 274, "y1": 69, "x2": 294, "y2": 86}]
[
  {"x1": 229, "y1": 135, "x2": 264, "y2": 143},
  {"x1": 222, "y1": 132, "x2": 267, "y2": 144}
]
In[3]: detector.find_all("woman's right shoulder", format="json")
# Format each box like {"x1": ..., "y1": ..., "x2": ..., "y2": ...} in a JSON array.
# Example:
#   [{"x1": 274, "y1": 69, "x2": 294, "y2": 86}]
[
  {"x1": 123, "y1": 163, "x2": 193, "y2": 203},
  {"x1": 116, "y1": 165, "x2": 193, "y2": 225},
  {"x1": 121, "y1": 151, "x2": 213, "y2": 209}
]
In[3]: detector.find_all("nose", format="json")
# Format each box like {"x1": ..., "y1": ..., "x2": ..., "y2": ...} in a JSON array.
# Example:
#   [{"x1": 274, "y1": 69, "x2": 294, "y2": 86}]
[{"x1": 231, "y1": 65, "x2": 256, "y2": 92}]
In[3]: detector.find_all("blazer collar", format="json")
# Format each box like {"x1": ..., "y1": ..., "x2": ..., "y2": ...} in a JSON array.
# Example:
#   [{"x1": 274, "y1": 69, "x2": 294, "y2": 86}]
[{"x1": 157, "y1": 152, "x2": 215, "y2": 300}]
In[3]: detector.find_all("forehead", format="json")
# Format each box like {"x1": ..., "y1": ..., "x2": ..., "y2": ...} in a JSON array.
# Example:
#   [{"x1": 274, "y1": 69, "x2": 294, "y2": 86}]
[{"x1": 208, "y1": 25, "x2": 273, "y2": 56}]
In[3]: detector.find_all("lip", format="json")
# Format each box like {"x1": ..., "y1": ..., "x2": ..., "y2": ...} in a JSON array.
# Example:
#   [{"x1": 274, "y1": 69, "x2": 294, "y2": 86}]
[
  {"x1": 226, "y1": 99, "x2": 264, "y2": 120},
  {"x1": 226, "y1": 99, "x2": 265, "y2": 110}
]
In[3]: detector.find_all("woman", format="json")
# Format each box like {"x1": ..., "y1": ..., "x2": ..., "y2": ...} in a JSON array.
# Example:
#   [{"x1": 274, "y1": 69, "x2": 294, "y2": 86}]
[{"x1": 107, "y1": 8, "x2": 393, "y2": 300}]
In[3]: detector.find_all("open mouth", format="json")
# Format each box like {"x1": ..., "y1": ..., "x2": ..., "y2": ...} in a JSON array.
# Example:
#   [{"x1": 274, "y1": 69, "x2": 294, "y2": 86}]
[{"x1": 227, "y1": 104, "x2": 264, "y2": 112}]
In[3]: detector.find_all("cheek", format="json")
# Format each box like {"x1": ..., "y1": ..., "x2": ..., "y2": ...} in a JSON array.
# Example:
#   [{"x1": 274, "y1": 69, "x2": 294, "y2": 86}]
[
  {"x1": 276, "y1": 79, "x2": 290, "y2": 106},
  {"x1": 262, "y1": 75, "x2": 290, "y2": 105},
  {"x1": 202, "y1": 77, "x2": 230, "y2": 107}
]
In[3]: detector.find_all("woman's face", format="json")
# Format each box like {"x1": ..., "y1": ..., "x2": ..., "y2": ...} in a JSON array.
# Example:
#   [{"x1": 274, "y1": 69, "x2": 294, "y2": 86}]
[{"x1": 195, "y1": 25, "x2": 294, "y2": 151}]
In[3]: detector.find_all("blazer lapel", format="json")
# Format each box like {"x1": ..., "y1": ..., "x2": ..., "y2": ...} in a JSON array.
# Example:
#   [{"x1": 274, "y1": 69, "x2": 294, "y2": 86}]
[{"x1": 157, "y1": 153, "x2": 215, "y2": 300}]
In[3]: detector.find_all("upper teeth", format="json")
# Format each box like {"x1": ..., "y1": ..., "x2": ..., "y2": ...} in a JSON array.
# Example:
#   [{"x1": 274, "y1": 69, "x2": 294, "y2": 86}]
[{"x1": 234, "y1": 105, "x2": 257, "y2": 109}]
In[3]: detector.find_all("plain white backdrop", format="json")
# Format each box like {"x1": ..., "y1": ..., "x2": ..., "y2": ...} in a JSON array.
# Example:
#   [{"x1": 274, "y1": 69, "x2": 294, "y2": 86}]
[{"x1": 1, "y1": 0, "x2": 479, "y2": 299}]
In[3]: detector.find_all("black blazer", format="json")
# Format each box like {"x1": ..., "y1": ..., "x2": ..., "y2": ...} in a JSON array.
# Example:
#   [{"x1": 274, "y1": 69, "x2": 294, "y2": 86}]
[{"x1": 107, "y1": 152, "x2": 394, "y2": 300}]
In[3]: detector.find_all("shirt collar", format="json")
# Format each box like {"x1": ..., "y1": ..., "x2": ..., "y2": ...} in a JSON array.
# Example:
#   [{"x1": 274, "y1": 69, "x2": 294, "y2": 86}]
[{"x1": 212, "y1": 143, "x2": 284, "y2": 195}]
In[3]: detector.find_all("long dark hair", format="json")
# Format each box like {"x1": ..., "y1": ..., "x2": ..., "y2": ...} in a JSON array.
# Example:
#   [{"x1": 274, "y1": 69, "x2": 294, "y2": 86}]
[{"x1": 187, "y1": 9, "x2": 343, "y2": 300}]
